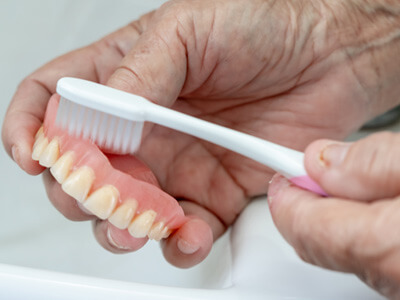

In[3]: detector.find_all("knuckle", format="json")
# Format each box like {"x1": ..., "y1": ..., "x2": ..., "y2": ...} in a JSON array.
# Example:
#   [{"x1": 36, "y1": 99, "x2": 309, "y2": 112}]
[
  {"x1": 354, "y1": 132, "x2": 397, "y2": 174},
  {"x1": 289, "y1": 201, "x2": 314, "y2": 252},
  {"x1": 344, "y1": 132, "x2": 400, "y2": 197},
  {"x1": 16, "y1": 76, "x2": 33, "y2": 91}
]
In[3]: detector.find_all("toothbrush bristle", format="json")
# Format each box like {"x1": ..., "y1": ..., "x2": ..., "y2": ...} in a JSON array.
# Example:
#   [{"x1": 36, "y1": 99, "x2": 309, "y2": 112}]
[{"x1": 55, "y1": 97, "x2": 142, "y2": 154}]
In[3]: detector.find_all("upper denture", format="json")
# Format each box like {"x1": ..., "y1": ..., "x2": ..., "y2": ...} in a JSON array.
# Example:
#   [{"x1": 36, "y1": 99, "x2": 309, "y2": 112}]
[{"x1": 32, "y1": 95, "x2": 187, "y2": 241}]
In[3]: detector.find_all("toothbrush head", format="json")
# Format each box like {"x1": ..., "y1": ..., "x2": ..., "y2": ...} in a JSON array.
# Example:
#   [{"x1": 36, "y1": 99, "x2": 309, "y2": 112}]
[{"x1": 55, "y1": 77, "x2": 148, "y2": 154}]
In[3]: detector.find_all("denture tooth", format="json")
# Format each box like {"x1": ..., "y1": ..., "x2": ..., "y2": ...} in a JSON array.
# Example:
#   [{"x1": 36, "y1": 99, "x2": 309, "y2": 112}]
[
  {"x1": 128, "y1": 210, "x2": 157, "y2": 238},
  {"x1": 39, "y1": 138, "x2": 60, "y2": 167},
  {"x1": 61, "y1": 166, "x2": 95, "y2": 202},
  {"x1": 161, "y1": 227, "x2": 171, "y2": 239},
  {"x1": 148, "y1": 222, "x2": 167, "y2": 241},
  {"x1": 83, "y1": 185, "x2": 119, "y2": 220},
  {"x1": 31, "y1": 134, "x2": 49, "y2": 161},
  {"x1": 50, "y1": 151, "x2": 75, "y2": 183},
  {"x1": 35, "y1": 126, "x2": 44, "y2": 140},
  {"x1": 108, "y1": 199, "x2": 138, "y2": 229}
]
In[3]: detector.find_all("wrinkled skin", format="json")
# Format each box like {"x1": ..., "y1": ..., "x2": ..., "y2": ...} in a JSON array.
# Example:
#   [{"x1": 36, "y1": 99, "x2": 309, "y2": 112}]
[
  {"x1": 2, "y1": 0, "x2": 400, "y2": 291},
  {"x1": 269, "y1": 132, "x2": 400, "y2": 298}
]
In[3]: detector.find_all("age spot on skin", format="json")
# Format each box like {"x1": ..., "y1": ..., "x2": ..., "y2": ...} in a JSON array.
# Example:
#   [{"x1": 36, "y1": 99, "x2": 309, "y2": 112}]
[{"x1": 32, "y1": 95, "x2": 186, "y2": 241}]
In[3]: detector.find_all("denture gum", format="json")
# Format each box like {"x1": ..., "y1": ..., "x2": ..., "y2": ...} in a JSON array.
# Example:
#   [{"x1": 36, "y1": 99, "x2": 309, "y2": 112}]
[{"x1": 31, "y1": 95, "x2": 187, "y2": 241}]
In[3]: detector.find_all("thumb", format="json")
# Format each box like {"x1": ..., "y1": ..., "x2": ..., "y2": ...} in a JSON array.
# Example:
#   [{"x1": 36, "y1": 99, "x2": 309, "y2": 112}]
[
  {"x1": 305, "y1": 132, "x2": 400, "y2": 201},
  {"x1": 106, "y1": 14, "x2": 188, "y2": 107}
]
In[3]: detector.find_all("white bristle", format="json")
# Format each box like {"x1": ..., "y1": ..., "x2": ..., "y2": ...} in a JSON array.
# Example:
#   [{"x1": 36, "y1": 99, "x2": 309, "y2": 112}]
[
  {"x1": 67, "y1": 101, "x2": 79, "y2": 136},
  {"x1": 55, "y1": 97, "x2": 143, "y2": 154},
  {"x1": 89, "y1": 110, "x2": 102, "y2": 142},
  {"x1": 113, "y1": 118, "x2": 126, "y2": 152},
  {"x1": 81, "y1": 108, "x2": 93, "y2": 140},
  {"x1": 98, "y1": 113, "x2": 109, "y2": 148},
  {"x1": 121, "y1": 120, "x2": 133, "y2": 153},
  {"x1": 105, "y1": 115, "x2": 117, "y2": 149},
  {"x1": 131, "y1": 122, "x2": 143, "y2": 153}
]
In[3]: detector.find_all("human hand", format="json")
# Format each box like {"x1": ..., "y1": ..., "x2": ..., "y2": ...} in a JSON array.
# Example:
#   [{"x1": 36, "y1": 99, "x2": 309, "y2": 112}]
[
  {"x1": 268, "y1": 131, "x2": 400, "y2": 298},
  {"x1": 3, "y1": 0, "x2": 400, "y2": 268}
]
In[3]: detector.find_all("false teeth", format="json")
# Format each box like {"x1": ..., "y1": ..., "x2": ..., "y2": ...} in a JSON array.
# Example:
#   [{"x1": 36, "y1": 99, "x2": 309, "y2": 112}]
[
  {"x1": 108, "y1": 199, "x2": 138, "y2": 229},
  {"x1": 83, "y1": 185, "x2": 119, "y2": 219},
  {"x1": 61, "y1": 166, "x2": 95, "y2": 202},
  {"x1": 32, "y1": 124, "x2": 180, "y2": 241},
  {"x1": 32, "y1": 134, "x2": 49, "y2": 161},
  {"x1": 148, "y1": 222, "x2": 168, "y2": 241},
  {"x1": 35, "y1": 126, "x2": 44, "y2": 140},
  {"x1": 50, "y1": 151, "x2": 75, "y2": 183},
  {"x1": 128, "y1": 210, "x2": 157, "y2": 238},
  {"x1": 39, "y1": 138, "x2": 60, "y2": 167}
]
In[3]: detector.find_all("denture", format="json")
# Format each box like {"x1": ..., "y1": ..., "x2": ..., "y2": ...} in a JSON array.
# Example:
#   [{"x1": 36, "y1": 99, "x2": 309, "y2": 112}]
[{"x1": 32, "y1": 95, "x2": 187, "y2": 241}]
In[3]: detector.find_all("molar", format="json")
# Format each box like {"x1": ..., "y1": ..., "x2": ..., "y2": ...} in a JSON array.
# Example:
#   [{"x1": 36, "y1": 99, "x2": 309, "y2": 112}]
[
  {"x1": 128, "y1": 210, "x2": 157, "y2": 238},
  {"x1": 108, "y1": 199, "x2": 138, "y2": 229},
  {"x1": 61, "y1": 166, "x2": 95, "y2": 202},
  {"x1": 83, "y1": 185, "x2": 119, "y2": 220},
  {"x1": 32, "y1": 134, "x2": 49, "y2": 161},
  {"x1": 50, "y1": 151, "x2": 75, "y2": 183},
  {"x1": 39, "y1": 138, "x2": 60, "y2": 167}
]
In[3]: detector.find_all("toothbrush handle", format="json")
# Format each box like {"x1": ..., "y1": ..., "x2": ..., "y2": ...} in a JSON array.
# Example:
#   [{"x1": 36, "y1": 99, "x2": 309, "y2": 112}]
[
  {"x1": 57, "y1": 77, "x2": 327, "y2": 195},
  {"x1": 145, "y1": 104, "x2": 327, "y2": 196},
  {"x1": 289, "y1": 176, "x2": 328, "y2": 196}
]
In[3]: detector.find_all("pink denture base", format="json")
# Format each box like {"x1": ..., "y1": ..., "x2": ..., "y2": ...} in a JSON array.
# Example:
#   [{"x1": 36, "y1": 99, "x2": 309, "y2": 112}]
[
  {"x1": 43, "y1": 95, "x2": 187, "y2": 230},
  {"x1": 290, "y1": 175, "x2": 328, "y2": 196}
]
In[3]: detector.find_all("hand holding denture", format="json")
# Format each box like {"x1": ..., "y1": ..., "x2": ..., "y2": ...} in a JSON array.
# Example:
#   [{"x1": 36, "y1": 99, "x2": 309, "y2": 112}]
[{"x1": 2, "y1": 0, "x2": 400, "y2": 271}]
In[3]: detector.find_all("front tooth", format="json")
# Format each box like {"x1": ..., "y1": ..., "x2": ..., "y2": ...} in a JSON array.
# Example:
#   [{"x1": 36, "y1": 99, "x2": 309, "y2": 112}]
[
  {"x1": 32, "y1": 134, "x2": 49, "y2": 161},
  {"x1": 128, "y1": 210, "x2": 157, "y2": 238},
  {"x1": 61, "y1": 166, "x2": 95, "y2": 202},
  {"x1": 39, "y1": 138, "x2": 60, "y2": 167},
  {"x1": 83, "y1": 185, "x2": 119, "y2": 219},
  {"x1": 148, "y1": 222, "x2": 167, "y2": 241},
  {"x1": 35, "y1": 126, "x2": 44, "y2": 140},
  {"x1": 108, "y1": 199, "x2": 138, "y2": 229},
  {"x1": 50, "y1": 151, "x2": 75, "y2": 183}
]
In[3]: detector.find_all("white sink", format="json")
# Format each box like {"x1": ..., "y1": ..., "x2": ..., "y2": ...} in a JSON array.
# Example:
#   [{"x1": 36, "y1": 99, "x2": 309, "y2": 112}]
[{"x1": 0, "y1": 158, "x2": 383, "y2": 299}]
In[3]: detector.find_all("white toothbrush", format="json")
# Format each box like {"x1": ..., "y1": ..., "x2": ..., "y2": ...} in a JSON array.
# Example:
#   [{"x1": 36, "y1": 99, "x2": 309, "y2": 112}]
[{"x1": 55, "y1": 77, "x2": 326, "y2": 196}]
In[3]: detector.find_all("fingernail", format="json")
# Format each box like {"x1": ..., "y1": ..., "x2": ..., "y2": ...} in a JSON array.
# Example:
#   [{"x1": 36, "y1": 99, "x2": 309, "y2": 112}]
[
  {"x1": 11, "y1": 145, "x2": 21, "y2": 166},
  {"x1": 268, "y1": 174, "x2": 290, "y2": 206},
  {"x1": 107, "y1": 227, "x2": 131, "y2": 250},
  {"x1": 320, "y1": 143, "x2": 350, "y2": 167},
  {"x1": 177, "y1": 238, "x2": 200, "y2": 255}
]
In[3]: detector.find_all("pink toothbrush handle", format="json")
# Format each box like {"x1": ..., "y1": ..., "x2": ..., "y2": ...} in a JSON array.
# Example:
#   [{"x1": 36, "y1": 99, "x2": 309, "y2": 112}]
[{"x1": 290, "y1": 175, "x2": 328, "y2": 196}]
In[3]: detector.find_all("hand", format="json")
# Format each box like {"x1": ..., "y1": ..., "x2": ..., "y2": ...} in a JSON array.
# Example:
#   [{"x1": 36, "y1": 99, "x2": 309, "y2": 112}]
[
  {"x1": 2, "y1": 0, "x2": 400, "y2": 268},
  {"x1": 268, "y1": 131, "x2": 400, "y2": 298}
]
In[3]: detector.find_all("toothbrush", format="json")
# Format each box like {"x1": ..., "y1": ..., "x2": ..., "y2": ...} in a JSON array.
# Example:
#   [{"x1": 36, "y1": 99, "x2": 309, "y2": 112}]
[{"x1": 55, "y1": 77, "x2": 327, "y2": 196}]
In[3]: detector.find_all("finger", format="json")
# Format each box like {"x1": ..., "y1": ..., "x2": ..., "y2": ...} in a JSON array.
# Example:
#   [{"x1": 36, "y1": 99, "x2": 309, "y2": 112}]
[
  {"x1": 93, "y1": 220, "x2": 147, "y2": 253},
  {"x1": 93, "y1": 215, "x2": 214, "y2": 263},
  {"x1": 106, "y1": 5, "x2": 189, "y2": 107},
  {"x1": 161, "y1": 217, "x2": 213, "y2": 269},
  {"x1": 304, "y1": 132, "x2": 400, "y2": 201},
  {"x1": 1, "y1": 19, "x2": 146, "y2": 175},
  {"x1": 268, "y1": 174, "x2": 399, "y2": 274},
  {"x1": 92, "y1": 199, "x2": 217, "y2": 268},
  {"x1": 268, "y1": 174, "x2": 400, "y2": 296},
  {"x1": 160, "y1": 200, "x2": 222, "y2": 268},
  {"x1": 2, "y1": 79, "x2": 51, "y2": 175}
]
